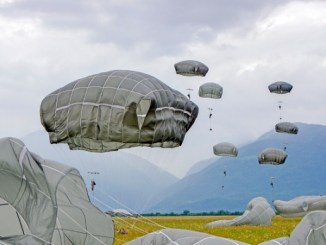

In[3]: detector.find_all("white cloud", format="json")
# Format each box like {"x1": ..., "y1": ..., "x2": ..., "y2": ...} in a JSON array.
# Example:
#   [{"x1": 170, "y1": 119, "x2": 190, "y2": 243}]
[{"x1": 0, "y1": 0, "x2": 325, "y2": 177}]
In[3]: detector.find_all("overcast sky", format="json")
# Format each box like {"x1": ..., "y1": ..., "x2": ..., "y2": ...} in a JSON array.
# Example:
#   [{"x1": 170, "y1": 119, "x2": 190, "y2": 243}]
[{"x1": 1, "y1": 0, "x2": 325, "y2": 177}]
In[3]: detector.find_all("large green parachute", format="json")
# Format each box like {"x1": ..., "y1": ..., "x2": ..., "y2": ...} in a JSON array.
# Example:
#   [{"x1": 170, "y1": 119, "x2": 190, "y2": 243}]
[
  {"x1": 40, "y1": 70, "x2": 198, "y2": 152},
  {"x1": 198, "y1": 82, "x2": 223, "y2": 99},
  {"x1": 125, "y1": 228, "x2": 249, "y2": 245},
  {"x1": 174, "y1": 60, "x2": 209, "y2": 77},
  {"x1": 260, "y1": 211, "x2": 326, "y2": 245},
  {"x1": 0, "y1": 137, "x2": 114, "y2": 245},
  {"x1": 206, "y1": 197, "x2": 275, "y2": 227}
]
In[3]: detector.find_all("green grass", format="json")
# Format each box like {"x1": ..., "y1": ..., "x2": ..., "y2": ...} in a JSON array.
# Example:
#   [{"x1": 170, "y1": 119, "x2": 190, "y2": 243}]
[{"x1": 113, "y1": 215, "x2": 302, "y2": 245}]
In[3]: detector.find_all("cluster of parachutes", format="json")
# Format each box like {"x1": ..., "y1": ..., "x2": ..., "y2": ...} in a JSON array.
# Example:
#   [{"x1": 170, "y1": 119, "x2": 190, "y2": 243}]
[{"x1": 258, "y1": 81, "x2": 298, "y2": 168}]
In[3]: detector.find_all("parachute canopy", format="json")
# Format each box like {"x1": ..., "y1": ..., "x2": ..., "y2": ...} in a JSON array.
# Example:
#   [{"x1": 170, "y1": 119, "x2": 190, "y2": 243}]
[
  {"x1": 40, "y1": 70, "x2": 199, "y2": 152},
  {"x1": 206, "y1": 197, "x2": 275, "y2": 227},
  {"x1": 258, "y1": 148, "x2": 288, "y2": 165},
  {"x1": 273, "y1": 196, "x2": 326, "y2": 217},
  {"x1": 174, "y1": 60, "x2": 209, "y2": 77},
  {"x1": 198, "y1": 82, "x2": 223, "y2": 99},
  {"x1": 275, "y1": 122, "x2": 299, "y2": 134},
  {"x1": 268, "y1": 81, "x2": 293, "y2": 94},
  {"x1": 0, "y1": 137, "x2": 114, "y2": 245},
  {"x1": 213, "y1": 142, "x2": 238, "y2": 157},
  {"x1": 259, "y1": 211, "x2": 326, "y2": 245},
  {"x1": 125, "y1": 228, "x2": 249, "y2": 245}
]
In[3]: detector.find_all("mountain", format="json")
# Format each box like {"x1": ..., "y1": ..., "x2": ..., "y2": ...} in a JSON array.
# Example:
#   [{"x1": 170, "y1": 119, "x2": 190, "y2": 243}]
[
  {"x1": 185, "y1": 158, "x2": 215, "y2": 177},
  {"x1": 21, "y1": 131, "x2": 179, "y2": 213},
  {"x1": 147, "y1": 123, "x2": 326, "y2": 213}
]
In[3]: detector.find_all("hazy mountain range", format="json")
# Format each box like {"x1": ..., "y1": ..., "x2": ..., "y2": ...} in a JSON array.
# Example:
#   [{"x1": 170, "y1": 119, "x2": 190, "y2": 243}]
[{"x1": 21, "y1": 122, "x2": 326, "y2": 213}]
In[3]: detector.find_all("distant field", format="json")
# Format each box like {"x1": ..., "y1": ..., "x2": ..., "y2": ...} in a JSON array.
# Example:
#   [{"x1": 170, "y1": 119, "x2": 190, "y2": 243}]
[{"x1": 113, "y1": 215, "x2": 302, "y2": 245}]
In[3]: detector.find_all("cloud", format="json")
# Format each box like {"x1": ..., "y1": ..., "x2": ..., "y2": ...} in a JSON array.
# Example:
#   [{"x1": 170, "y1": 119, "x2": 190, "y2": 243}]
[{"x1": 0, "y1": 0, "x2": 325, "y2": 177}]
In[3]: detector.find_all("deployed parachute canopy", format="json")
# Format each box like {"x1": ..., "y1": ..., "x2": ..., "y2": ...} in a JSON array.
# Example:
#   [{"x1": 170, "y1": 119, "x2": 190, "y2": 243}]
[
  {"x1": 213, "y1": 142, "x2": 238, "y2": 157},
  {"x1": 206, "y1": 197, "x2": 275, "y2": 227},
  {"x1": 125, "y1": 228, "x2": 249, "y2": 245},
  {"x1": 198, "y1": 82, "x2": 223, "y2": 99},
  {"x1": 0, "y1": 137, "x2": 114, "y2": 245},
  {"x1": 40, "y1": 70, "x2": 199, "y2": 152},
  {"x1": 259, "y1": 211, "x2": 326, "y2": 245},
  {"x1": 268, "y1": 81, "x2": 293, "y2": 94},
  {"x1": 258, "y1": 148, "x2": 287, "y2": 165},
  {"x1": 273, "y1": 196, "x2": 326, "y2": 217},
  {"x1": 174, "y1": 60, "x2": 209, "y2": 77},
  {"x1": 275, "y1": 122, "x2": 299, "y2": 134}
]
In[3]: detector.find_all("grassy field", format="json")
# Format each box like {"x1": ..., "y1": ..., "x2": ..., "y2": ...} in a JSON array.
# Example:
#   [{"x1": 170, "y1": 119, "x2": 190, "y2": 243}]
[{"x1": 113, "y1": 215, "x2": 302, "y2": 244}]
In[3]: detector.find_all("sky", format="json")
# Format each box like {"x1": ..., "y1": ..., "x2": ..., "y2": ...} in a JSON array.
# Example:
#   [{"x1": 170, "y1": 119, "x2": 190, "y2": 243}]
[{"x1": 1, "y1": 0, "x2": 326, "y2": 178}]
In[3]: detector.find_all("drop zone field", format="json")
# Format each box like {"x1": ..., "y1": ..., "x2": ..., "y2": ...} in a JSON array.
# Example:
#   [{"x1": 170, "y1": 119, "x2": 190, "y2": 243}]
[{"x1": 113, "y1": 215, "x2": 302, "y2": 245}]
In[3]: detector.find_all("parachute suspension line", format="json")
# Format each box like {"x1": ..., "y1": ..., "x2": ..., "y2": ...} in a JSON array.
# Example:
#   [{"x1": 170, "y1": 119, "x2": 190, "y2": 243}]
[
  {"x1": 278, "y1": 101, "x2": 283, "y2": 121},
  {"x1": 208, "y1": 108, "x2": 213, "y2": 131},
  {"x1": 186, "y1": 88, "x2": 193, "y2": 100},
  {"x1": 93, "y1": 189, "x2": 167, "y2": 229},
  {"x1": 90, "y1": 196, "x2": 150, "y2": 235}
]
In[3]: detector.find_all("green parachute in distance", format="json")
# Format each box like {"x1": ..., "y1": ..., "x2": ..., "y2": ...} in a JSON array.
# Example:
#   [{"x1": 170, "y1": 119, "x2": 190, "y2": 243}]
[
  {"x1": 275, "y1": 122, "x2": 298, "y2": 134},
  {"x1": 40, "y1": 70, "x2": 199, "y2": 153},
  {"x1": 199, "y1": 82, "x2": 223, "y2": 99},
  {"x1": 174, "y1": 60, "x2": 209, "y2": 77},
  {"x1": 258, "y1": 148, "x2": 288, "y2": 165},
  {"x1": 213, "y1": 142, "x2": 238, "y2": 157},
  {"x1": 268, "y1": 81, "x2": 293, "y2": 94}
]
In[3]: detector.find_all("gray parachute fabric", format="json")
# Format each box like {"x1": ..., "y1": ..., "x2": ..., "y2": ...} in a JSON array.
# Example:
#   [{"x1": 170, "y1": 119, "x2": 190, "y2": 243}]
[
  {"x1": 40, "y1": 70, "x2": 198, "y2": 153},
  {"x1": 275, "y1": 122, "x2": 298, "y2": 134},
  {"x1": 174, "y1": 60, "x2": 209, "y2": 76},
  {"x1": 206, "y1": 197, "x2": 275, "y2": 227},
  {"x1": 198, "y1": 82, "x2": 223, "y2": 99},
  {"x1": 213, "y1": 142, "x2": 238, "y2": 157},
  {"x1": 125, "y1": 228, "x2": 249, "y2": 245},
  {"x1": 258, "y1": 148, "x2": 287, "y2": 165},
  {"x1": 259, "y1": 210, "x2": 326, "y2": 245},
  {"x1": 0, "y1": 197, "x2": 30, "y2": 237},
  {"x1": 0, "y1": 137, "x2": 114, "y2": 245},
  {"x1": 273, "y1": 195, "x2": 326, "y2": 217},
  {"x1": 268, "y1": 81, "x2": 293, "y2": 94}
]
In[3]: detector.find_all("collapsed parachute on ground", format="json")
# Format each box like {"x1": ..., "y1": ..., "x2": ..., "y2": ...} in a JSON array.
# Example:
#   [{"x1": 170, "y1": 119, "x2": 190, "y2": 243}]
[
  {"x1": 275, "y1": 122, "x2": 299, "y2": 134},
  {"x1": 174, "y1": 60, "x2": 209, "y2": 77},
  {"x1": 258, "y1": 148, "x2": 288, "y2": 165},
  {"x1": 213, "y1": 142, "x2": 238, "y2": 157},
  {"x1": 125, "y1": 228, "x2": 249, "y2": 245},
  {"x1": 0, "y1": 137, "x2": 114, "y2": 245},
  {"x1": 268, "y1": 81, "x2": 293, "y2": 94},
  {"x1": 259, "y1": 210, "x2": 326, "y2": 245},
  {"x1": 273, "y1": 196, "x2": 326, "y2": 217},
  {"x1": 206, "y1": 197, "x2": 275, "y2": 227},
  {"x1": 199, "y1": 82, "x2": 223, "y2": 99},
  {"x1": 40, "y1": 70, "x2": 199, "y2": 153}
]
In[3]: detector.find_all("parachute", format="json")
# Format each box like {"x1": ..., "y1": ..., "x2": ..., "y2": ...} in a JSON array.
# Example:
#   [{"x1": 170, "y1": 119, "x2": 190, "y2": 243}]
[
  {"x1": 125, "y1": 228, "x2": 249, "y2": 245},
  {"x1": 273, "y1": 196, "x2": 326, "y2": 217},
  {"x1": 275, "y1": 122, "x2": 299, "y2": 134},
  {"x1": 213, "y1": 142, "x2": 238, "y2": 157},
  {"x1": 206, "y1": 197, "x2": 275, "y2": 227},
  {"x1": 198, "y1": 82, "x2": 223, "y2": 99},
  {"x1": 258, "y1": 148, "x2": 288, "y2": 165},
  {"x1": 174, "y1": 60, "x2": 209, "y2": 77},
  {"x1": 259, "y1": 211, "x2": 326, "y2": 245},
  {"x1": 40, "y1": 70, "x2": 199, "y2": 152},
  {"x1": 0, "y1": 137, "x2": 114, "y2": 244},
  {"x1": 268, "y1": 81, "x2": 293, "y2": 94}
]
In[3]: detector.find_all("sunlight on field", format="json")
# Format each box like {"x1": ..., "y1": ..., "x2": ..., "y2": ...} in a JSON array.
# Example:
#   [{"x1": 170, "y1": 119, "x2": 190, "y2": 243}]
[{"x1": 113, "y1": 215, "x2": 301, "y2": 245}]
